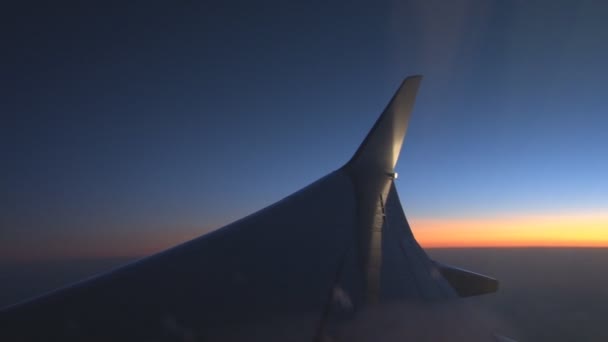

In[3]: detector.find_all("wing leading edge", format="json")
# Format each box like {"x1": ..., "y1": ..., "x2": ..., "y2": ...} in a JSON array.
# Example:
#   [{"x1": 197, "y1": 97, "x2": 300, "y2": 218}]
[{"x1": 0, "y1": 75, "x2": 501, "y2": 341}]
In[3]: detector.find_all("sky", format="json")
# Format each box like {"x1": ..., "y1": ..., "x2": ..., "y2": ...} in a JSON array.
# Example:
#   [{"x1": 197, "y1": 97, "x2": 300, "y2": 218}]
[{"x1": 2, "y1": 0, "x2": 607, "y2": 260}]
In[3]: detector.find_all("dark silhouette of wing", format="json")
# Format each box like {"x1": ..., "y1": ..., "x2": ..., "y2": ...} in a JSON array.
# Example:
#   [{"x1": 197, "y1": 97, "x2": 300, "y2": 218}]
[{"x1": 0, "y1": 76, "x2": 501, "y2": 342}]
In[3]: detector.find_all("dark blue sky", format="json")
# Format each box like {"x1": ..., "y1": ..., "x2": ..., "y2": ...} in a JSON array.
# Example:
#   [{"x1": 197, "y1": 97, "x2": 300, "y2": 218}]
[{"x1": 2, "y1": 1, "x2": 607, "y2": 259}]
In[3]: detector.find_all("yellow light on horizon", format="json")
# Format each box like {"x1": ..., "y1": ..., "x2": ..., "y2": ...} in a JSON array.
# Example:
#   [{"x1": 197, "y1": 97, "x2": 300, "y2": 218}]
[{"x1": 411, "y1": 211, "x2": 608, "y2": 248}]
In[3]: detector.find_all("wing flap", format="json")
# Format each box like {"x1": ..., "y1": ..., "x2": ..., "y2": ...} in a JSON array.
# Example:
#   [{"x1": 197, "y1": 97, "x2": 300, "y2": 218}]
[{"x1": 432, "y1": 261, "x2": 499, "y2": 297}]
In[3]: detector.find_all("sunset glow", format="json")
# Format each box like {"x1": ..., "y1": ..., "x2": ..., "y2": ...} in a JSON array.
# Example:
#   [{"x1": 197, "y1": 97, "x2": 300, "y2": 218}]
[{"x1": 411, "y1": 211, "x2": 608, "y2": 248}]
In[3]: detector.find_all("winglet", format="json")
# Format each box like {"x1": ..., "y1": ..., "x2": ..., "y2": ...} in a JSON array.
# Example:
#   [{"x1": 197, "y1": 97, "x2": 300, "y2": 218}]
[{"x1": 345, "y1": 75, "x2": 422, "y2": 175}]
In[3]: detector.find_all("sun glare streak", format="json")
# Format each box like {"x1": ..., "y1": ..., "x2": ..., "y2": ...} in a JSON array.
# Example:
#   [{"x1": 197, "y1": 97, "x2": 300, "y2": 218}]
[{"x1": 411, "y1": 212, "x2": 608, "y2": 247}]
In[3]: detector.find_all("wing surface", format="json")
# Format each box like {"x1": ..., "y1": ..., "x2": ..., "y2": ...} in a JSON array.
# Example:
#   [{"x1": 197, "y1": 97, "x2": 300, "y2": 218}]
[{"x1": 0, "y1": 76, "x2": 502, "y2": 341}]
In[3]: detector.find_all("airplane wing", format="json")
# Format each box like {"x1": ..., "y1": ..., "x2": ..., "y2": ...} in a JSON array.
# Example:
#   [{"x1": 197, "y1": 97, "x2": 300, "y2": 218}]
[{"x1": 0, "y1": 76, "x2": 502, "y2": 341}]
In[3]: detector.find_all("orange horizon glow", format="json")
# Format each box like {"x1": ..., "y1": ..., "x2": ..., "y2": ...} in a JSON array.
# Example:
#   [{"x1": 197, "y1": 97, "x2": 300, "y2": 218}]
[
  {"x1": 4, "y1": 212, "x2": 608, "y2": 262},
  {"x1": 411, "y1": 211, "x2": 608, "y2": 248},
  {"x1": 0, "y1": 228, "x2": 210, "y2": 263}
]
